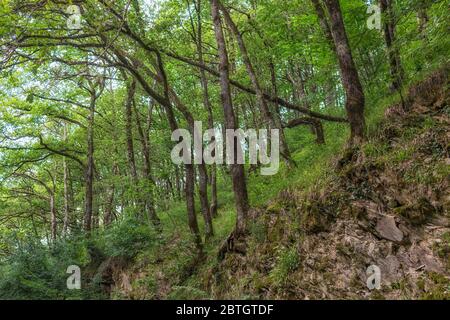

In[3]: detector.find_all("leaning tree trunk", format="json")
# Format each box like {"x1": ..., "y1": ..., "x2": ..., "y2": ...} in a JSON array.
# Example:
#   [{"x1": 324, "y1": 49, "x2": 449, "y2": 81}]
[
  {"x1": 268, "y1": 60, "x2": 294, "y2": 162},
  {"x1": 167, "y1": 87, "x2": 214, "y2": 239},
  {"x1": 380, "y1": 0, "x2": 404, "y2": 92},
  {"x1": 311, "y1": 0, "x2": 336, "y2": 53},
  {"x1": 211, "y1": 0, "x2": 249, "y2": 236},
  {"x1": 219, "y1": 2, "x2": 293, "y2": 165},
  {"x1": 323, "y1": 0, "x2": 366, "y2": 146}
]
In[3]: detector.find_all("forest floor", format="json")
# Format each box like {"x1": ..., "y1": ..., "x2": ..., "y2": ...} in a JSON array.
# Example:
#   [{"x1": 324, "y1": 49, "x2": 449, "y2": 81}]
[{"x1": 100, "y1": 68, "x2": 449, "y2": 300}]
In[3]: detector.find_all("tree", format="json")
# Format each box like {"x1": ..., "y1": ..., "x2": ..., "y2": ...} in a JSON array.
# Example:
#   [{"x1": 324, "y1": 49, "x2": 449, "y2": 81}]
[
  {"x1": 210, "y1": 0, "x2": 249, "y2": 236},
  {"x1": 380, "y1": 0, "x2": 404, "y2": 92},
  {"x1": 320, "y1": 0, "x2": 366, "y2": 145}
]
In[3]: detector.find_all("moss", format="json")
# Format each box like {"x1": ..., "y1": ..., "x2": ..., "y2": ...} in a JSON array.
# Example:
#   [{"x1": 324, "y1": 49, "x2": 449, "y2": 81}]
[
  {"x1": 249, "y1": 220, "x2": 268, "y2": 244},
  {"x1": 394, "y1": 197, "x2": 438, "y2": 225},
  {"x1": 370, "y1": 290, "x2": 386, "y2": 300},
  {"x1": 435, "y1": 232, "x2": 450, "y2": 264},
  {"x1": 420, "y1": 272, "x2": 450, "y2": 300},
  {"x1": 336, "y1": 243, "x2": 354, "y2": 257},
  {"x1": 251, "y1": 273, "x2": 271, "y2": 294},
  {"x1": 266, "y1": 201, "x2": 284, "y2": 214},
  {"x1": 168, "y1": 286, "x2": 209, "y2": 300}
]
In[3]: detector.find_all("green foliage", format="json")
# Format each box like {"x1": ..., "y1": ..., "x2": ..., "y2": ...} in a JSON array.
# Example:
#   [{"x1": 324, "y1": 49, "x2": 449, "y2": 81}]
[
  {"x1": 98, "y1": 216, "x2": 160, "y2": 259},
  {"x1": 0, "y1": 235, "x2": 103, "y2": 300}
]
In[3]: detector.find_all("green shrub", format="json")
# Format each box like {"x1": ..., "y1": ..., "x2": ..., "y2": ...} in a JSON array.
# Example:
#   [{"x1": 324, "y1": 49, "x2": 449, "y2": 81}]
[{"x1": 99, "y1": 215, "x2": 160, "y2": 259}]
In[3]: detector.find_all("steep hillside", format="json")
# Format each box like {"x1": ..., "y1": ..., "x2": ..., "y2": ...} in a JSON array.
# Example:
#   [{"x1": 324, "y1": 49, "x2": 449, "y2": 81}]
[
  {"x1": 107, "y1": 68, "x2": 449, "y2": 300},
  {"x1": 207, "y1": 68, "x2": 450, "y2": 300}
]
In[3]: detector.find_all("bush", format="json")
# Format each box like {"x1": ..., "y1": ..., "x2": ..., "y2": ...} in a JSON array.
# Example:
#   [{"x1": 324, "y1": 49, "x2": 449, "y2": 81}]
[
  {"x1": 99, "y1": 215, "x2": 160, "y2": 259},
  {"x1": 0, "y1": 236, "x2": 102, "y2": 300}
]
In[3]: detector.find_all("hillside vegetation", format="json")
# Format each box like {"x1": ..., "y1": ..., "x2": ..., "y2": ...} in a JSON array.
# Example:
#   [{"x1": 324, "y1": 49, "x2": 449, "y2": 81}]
[
  {"x1": 105, "y1": 68, "x2": 450, "y2": 300},
  {"x1": 0, "y1": 0, "x2": 448, "y2": 300}
]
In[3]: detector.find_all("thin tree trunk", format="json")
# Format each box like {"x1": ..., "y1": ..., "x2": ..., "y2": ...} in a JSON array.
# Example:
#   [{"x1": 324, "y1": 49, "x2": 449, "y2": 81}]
[
  {"x1": 380, "y1": 0, "x2": 404, "y2": 92},
  {"x1": 50, "y1": 194, "x2": 57, "y2": 242},
  {"x1": 84, "y1": 92, "x2": 96, "y2": 232},
  {"x1": 194, "y1": 0, "x2": 218, "y2": 218},
  {"x1": 268, "y1": 60, "x2": 294, "y2": 163},
  {"x1": 125, "y1": 79, "x2": 138, "y2": 180},
  {"x1": 311, "y1": 0, "x2": 336, "y2": 53},
  {"x1": 211, "y1": 0, "x2": 249, "y2": 236},
  {"x1": 167, "y1": 87, "x2": 214, "y2": 239},
  {"x1": 220, "y1": 2, "x2": 293, "y2": 164},
  {"x1": 104, "y1": 182, "x2": 115, "y2": 226},
  {"x1": 323, "y1": 0, "x2": 366, "y2": 146},
  {"x1": 157, "y1": 55, "x2": 204, "y2": 252},
  {"x1": 197, "y1": 162, "x2": 214, "y2": 238},
  {"x1": 134, "y1": 99, "x2": 160, "y2": 226},
  {"x1": 417, "y1": 0, "x2": 429, "y2": 37},
  {"x1": 175, "y1": 165, "x2": 182, "y2": 200},
  {"x1": 185, "y1": 163, "x2": 203, "y2": 249},
  {"x1": 62, "y1": 124, "x2": 70, "y2": 235}
]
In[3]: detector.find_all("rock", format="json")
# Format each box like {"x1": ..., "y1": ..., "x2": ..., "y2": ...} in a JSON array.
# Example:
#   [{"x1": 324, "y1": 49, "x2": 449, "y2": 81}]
[
  {"x1": 375, "y1": 216, "x2": 404, "y2": 243},
  {"x1": 379, "y1": 255, "x2": 401, "y2": 284}
]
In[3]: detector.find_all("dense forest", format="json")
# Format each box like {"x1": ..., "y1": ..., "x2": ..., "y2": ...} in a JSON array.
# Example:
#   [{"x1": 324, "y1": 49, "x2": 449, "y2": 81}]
[{"x1": 0, "y1": 0, "x2": 448, "y2": 300}]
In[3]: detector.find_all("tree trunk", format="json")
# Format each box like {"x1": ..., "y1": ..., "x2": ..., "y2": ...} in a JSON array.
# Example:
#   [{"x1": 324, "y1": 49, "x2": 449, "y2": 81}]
[
  {"x1": 175, "y1": 165, "x2": 182, "y2": 200},
  {"x1": 185, "y1": 163, "x2": 203, "y2": 250},
  {"x1": 323, "y1": 0, "x2": 366, "y2": 146},
  {"x1": 125, "y1": 79, "x2": 138, "y2": 180},
  {"x1": 194, "y1": 0, "x2": 218, "y2": 218},
  {"x1": 269, "y1": 60, "x2": 294, "y2": 163},
  {"x1": 211, "y1": 0, "x2": 249, "y2": 236},
  {"x1": 380, "y1": 0, "x2": 404, "y2": 92},
  {"x1": 220, "y1": 2, "x2": 293, "y2": 165},
  {"x1": 198, "y1": 162, "x2": 214, "y2": 238},
  {"x1": 62, "y1": 124, "x2": 71, "y2": 235},
  {"x1": 84, "y1": 92, "x2": 96, "y2": 232},
  {"x1": 104, "y1": 184, "x2": 115, "y2": 226},
  {"x1": 50, "y1": 194, "x2": 57, "y2": 242},
  {"x1": 134, "y1": 99, "x2": 161, "y2": 226},
  {"x1": 159, "y1": 61, "x2": 203, "y2": 252},
  {"x1": 311, "y1": 0, "x2": 336, "y2": 53},
  {"x1": 417, "y1": 0, "x2": 429, "y2": 37}
]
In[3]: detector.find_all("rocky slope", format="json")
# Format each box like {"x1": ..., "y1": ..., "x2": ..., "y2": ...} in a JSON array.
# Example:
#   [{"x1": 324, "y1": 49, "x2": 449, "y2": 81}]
[{"x1": 207, "y1": 68, "x2": 449, "y2": 299}]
